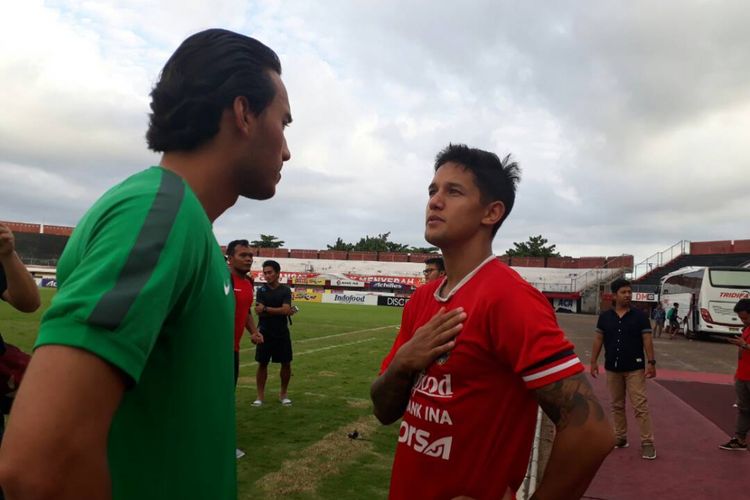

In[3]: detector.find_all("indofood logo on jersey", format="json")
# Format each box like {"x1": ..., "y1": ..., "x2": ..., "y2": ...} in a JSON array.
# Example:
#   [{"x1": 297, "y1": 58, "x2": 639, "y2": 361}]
[
  {"x1": 401, "y1": 372, "x2": 455, "y2": 461},
  {"x1": 412, "y1": 373, "x2": 453, "y2": 399}
]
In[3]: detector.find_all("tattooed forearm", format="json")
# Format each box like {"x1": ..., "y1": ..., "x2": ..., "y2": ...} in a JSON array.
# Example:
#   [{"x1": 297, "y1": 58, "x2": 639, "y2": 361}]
[{"x1": 534, "y1": 373, "x2": 605, "y2": 431}]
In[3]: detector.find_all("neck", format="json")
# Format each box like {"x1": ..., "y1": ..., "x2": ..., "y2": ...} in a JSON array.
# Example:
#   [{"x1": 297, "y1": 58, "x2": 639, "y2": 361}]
[
  {"x1": 440, "y1": 238, "x2": 494, "y2": 293},
  {"x1": 160, "y1": 151, "x2": 238, "y2": 222},
  {"x1": 268, "y1": 281, "x2": 280, "y2": 289},
  {"x1": 230, "y1": 267, "x2": 247, "y2": 278},
  {"x1": 615, "y1": 303, "x2": 630, "y2": 312}
]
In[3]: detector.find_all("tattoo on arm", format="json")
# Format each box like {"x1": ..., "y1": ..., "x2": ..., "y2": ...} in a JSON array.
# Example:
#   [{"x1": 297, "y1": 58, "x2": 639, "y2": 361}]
[{"x1": 535, "y1": 373, "x2": 605, "y2": 431}]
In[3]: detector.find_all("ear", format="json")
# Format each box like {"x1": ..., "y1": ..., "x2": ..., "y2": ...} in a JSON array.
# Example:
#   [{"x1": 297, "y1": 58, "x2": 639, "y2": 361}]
[
  {"x1": 232, "y1": 96, "x2": 256, "y2": 135},
  {"x1": 481, "y1": 201, "x2": 505, "y2": 228}
]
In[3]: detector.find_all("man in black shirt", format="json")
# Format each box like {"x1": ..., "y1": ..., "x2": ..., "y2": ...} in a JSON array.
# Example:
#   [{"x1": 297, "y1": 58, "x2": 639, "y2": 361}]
[
  {"x1": 591, "y1": 278, "x2": 656, "y2": 460},
  {"x1": 252, "y1": 260, "x2": 295, "y2": 406}
]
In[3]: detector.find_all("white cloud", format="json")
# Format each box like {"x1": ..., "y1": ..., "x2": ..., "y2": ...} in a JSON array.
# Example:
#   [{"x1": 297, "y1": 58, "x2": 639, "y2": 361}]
[{"x1": 1, "y1": 0, "x2": 749, "y2": 264}]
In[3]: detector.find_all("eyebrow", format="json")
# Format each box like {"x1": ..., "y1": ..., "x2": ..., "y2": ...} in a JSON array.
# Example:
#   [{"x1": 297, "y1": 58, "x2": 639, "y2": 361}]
[{"x1": 428, "y1": 181, "x2": 467, "y2": 190}]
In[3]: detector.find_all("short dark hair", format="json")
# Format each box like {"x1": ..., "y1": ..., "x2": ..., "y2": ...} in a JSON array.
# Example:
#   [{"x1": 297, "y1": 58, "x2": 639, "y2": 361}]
[
  {"x1": 262, "y1": 260, "x2": 281, "y2": 273},
  {"x1": 146, "y1": 29, "x2": 282, "y2": 152},
  {"x1": 424, "y1": 257, "x2": 445, "y2": 272},
  {"x1": 610, "y1": 278, "x2": 632, "y2": 294},
  {"x1": 226, "y1": 239, "x2": 251, "y2": 257},
  {"x1": 434, "y1": 144, "x2": 521, "y2": 236},
  {"x1": 734, "y1": 298, "x2": 750, "y2": 314}
]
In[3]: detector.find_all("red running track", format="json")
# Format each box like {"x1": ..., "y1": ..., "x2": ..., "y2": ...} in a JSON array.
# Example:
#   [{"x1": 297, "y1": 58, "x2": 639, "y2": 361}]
[{"x1": 584, "y1": 369, "x2": 749, "y2": 499}]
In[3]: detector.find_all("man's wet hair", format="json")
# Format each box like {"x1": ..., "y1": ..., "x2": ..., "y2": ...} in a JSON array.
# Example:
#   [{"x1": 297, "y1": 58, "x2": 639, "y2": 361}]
[
  {"x1": 610, "y1": 278, "x2": 631, "y2": 294},
  {"x1": 146, "y1": 29, "x2": 281, "y2": 152},
  {"x1": 424, "y1": 257, "x2": 445, "y2": 272},
  {"x1": 434, "y1": 144, "x2": 521, "y2": 236},
  {"x1": 263, "y1": 260, "x2": 281, "y2": 273},
  {"x1": 226, "y1": 239, "x2": 251, "y2": 257},
  {"x1": 734, "y1": 298, "x2": 750, "y2": 314}
]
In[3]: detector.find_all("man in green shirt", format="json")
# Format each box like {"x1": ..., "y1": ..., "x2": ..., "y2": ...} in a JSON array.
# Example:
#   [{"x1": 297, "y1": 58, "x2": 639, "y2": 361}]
[{"x1": 0, "y1": 29, "x2": 292, "y2": 500}]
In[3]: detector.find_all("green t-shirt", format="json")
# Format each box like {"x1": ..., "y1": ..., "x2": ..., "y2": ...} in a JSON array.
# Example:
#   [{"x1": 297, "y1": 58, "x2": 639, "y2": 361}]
[{"x1": 36, "y1": 167, "x2": 236, "y2": 499}]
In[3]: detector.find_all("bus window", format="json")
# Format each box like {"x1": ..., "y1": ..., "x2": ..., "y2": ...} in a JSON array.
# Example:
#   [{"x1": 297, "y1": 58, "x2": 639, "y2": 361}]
[{"x1": 709, "y1": 269, "x2": 750, "y2": 288}]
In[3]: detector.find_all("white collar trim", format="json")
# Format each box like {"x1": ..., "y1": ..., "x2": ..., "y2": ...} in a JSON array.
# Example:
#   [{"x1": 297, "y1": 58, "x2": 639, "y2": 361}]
[{"x1": 434, "y1": 254, "x2": 496, "y2": 302}]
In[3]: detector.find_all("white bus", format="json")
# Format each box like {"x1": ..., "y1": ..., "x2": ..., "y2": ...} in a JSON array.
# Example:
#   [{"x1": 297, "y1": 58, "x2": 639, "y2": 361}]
[{"x1": 658, "y1": 266, "x2": 750, "y2": 339}]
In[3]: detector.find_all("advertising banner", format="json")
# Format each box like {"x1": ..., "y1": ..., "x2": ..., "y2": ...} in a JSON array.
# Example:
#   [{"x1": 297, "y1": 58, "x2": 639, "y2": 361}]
[
  {"x1": 322, "y1": 293, "x2": 378, "y2": 306},
  {"x1": 346, "y1": 274, "x2": 422, "y2": 287},
  {"x1": 551, "y1": 297, "x2": 578, "y2": 313},
  {"x1": 40, "y1": 278, "x2": 58, "y2": 288},
  {"x1": 293, "y1": 291, "x2": 323, "y2": 303},
  {"x1": 331, "y1": 278, "x2": 365, "y2": 288},
  {"x1": 293, "y1": 277, "x2": 328, "y2": 286},
  {"x1": 377, "y1": 295, "x2": 410, "y2": 308},
  {"x1": 369, "y1": 281, "x2": 411, "y2": 291},
  {"x1": 252, "y1": 271, "x2": 320, "y2": 284},
  {"x1": 633, "y1": 292, "x2": 657, "y2": 303}
]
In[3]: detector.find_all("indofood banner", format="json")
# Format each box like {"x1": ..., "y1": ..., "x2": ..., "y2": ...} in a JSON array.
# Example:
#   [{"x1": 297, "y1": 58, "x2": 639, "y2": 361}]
[
  {"x1": 377, "y1": 295, "x2": 410, "y2": 307},
  {"x1": 322, "y1": 292, "x2": 378, "y2": 306}
]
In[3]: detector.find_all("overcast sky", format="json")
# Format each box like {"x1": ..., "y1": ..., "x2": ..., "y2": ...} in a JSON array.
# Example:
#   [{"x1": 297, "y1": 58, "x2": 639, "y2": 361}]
[{"x1": 1, "y1": 1, "x2": 748, "y2": 264}]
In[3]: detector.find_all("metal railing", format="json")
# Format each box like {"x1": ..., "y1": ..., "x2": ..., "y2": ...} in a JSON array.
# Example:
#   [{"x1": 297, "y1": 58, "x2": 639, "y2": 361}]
[
  {"x1": 526, "y1": 255, "x2": 630, "y2": 294},
  {"x1": 629, "y1": 240, "x2": 691, "y2": 281}
]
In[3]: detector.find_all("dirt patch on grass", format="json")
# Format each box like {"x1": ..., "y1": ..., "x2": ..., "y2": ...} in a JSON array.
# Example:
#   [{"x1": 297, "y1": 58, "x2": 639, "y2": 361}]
[
  {"x1": 254, "y1": 415, "x2": 379, "y2": 497},
  {"x1": 345, "y1": 398, "x2": 371, "y2": 409},
  {"x1": 317, "y1": 370, "x2": 338, "y2": 377}
]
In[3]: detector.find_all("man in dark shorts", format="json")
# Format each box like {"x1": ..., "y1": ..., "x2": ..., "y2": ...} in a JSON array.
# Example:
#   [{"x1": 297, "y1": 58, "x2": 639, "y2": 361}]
[{"x1": 253, "y1": 260, "x2": 295, "y2": 406}]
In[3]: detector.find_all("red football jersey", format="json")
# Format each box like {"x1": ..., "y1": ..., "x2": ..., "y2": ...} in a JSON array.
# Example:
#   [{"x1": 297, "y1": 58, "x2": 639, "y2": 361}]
[
  {"x1": 232, "y1": 273, "x2": 255, "y2": 352},
  {"x1": 737, "y1": 326, "x2": 750, "y2": 381},
  {"x1": 380, "y1": 257, "x2": 583, "y2": 499}
]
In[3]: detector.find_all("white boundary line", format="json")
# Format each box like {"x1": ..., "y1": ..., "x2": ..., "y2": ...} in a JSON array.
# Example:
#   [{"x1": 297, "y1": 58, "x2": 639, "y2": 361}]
[
  {"x1": 238, "y1": 337, "x2": 379, "y2": 368},
  {"x1": 239, "y1": 324, "x2": 399, "y2": 352}
]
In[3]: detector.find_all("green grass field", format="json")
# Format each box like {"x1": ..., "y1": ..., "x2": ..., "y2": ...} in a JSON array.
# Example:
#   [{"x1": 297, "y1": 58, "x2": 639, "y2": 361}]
[{"x1": 1, "y1": 289, "x2": 404, "y2": 499}]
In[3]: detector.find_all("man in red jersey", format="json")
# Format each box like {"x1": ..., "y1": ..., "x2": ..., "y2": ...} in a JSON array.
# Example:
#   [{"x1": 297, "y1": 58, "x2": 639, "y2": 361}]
[
  {"x1": 719, "y1": 298, "x2": 750, "y2": 451},
  {"x1": 371, "y1": 144, "x2": 614, "y2": 500},
  {"x1": 226, "y1": 239, "x2": 262, "y2": 387},
  {"x1": 226, "y1": 239, "x2": 262, "y2": 460}
]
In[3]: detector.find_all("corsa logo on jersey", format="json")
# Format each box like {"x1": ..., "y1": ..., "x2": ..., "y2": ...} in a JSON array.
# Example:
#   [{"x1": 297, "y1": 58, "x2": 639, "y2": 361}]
[
  {"x1": 412, "y1": 373, "x2": 453, "y2": 399},
  {"x1": 398, "y1": 421, "x2": 453, "y2": 461}
]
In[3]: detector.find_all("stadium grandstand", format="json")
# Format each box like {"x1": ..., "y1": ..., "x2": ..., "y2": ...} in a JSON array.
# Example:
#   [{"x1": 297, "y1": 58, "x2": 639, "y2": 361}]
[{"x1": 11, "y1": 221, "x2": 750, "y2": 314}]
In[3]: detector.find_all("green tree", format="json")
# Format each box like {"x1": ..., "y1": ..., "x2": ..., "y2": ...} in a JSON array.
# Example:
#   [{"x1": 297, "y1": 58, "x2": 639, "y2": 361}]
[
  {"x1": 505, "y1": 235, "x2": 560, "y2": 257},
  {"x1": 409, "y1": 246, "x2": 440, "y2": 254},
  {"x1": 327, "y1": 237, "x2": 354, "y2": 251},
  {"x1": 326, "y1": 232, "x2": 427, "y2": 253},
  {"x1": 251, "y1": 234, "x2": 285, "y2": 248}
]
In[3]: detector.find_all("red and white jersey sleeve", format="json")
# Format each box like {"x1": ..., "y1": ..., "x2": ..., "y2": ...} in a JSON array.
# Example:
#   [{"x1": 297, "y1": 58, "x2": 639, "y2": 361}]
[{"x1": 489, "y1": 278, "x2": 583, "y2": 389}]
